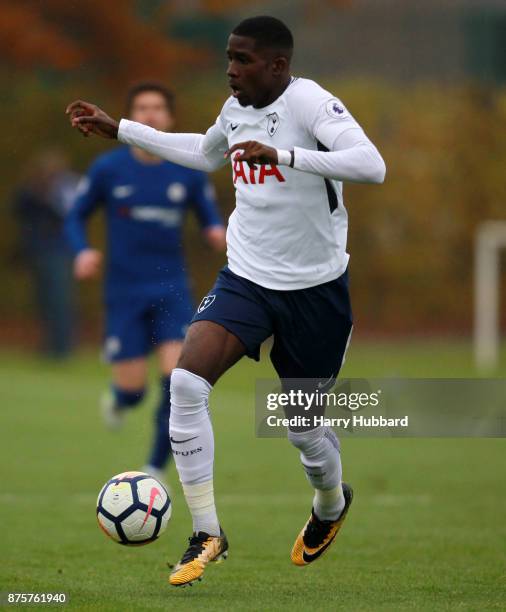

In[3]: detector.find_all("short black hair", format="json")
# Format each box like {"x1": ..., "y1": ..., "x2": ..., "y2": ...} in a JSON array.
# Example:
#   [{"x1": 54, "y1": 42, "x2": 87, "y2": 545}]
[
  {"x1": 232, "y1": 16, "x2": 293, "y2": 58},
  {"x1": 126, "y1": 81, "x2": 175, "y2": 115}
]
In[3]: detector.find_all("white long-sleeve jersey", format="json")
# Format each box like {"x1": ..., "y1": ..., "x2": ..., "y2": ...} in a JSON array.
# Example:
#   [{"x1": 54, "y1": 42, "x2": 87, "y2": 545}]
[{"x1": 118, "y1": 77, "x2": 386, "y2": 290}]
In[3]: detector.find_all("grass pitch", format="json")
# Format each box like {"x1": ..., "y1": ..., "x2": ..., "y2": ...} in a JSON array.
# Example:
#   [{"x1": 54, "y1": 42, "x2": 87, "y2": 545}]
[{"x1": 1, "y1": 341, "x2": 505, "y2": 611}]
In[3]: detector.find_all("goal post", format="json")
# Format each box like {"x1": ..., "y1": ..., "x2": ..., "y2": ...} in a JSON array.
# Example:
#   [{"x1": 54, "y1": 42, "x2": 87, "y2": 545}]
[{"x1": 474, "y1": 221, "x2": 506, "y2": 371}]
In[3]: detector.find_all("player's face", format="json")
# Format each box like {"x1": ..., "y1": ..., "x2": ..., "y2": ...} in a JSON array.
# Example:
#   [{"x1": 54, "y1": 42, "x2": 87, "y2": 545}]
[
  {"x1": 129, "y1": 91, "x2": 174, "y2": 131},
  {"x1": 226, "y1": 34, "x2": 285, "y2": 108}
]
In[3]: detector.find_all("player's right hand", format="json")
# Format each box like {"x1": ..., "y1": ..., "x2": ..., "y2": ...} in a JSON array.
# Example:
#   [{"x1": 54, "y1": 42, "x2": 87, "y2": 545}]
[
  {"x1": 66, "y1": 100, "x2": 119, "y2": 139},
  {"x1": 74, "y1": 248, "x2": 102, "y2": 280}
]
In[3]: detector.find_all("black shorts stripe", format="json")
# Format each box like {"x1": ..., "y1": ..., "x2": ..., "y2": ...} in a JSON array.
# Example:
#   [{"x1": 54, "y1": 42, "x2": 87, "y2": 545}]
[{"x1": 317, "y1": 140, "x2": 338, "y2": 214}]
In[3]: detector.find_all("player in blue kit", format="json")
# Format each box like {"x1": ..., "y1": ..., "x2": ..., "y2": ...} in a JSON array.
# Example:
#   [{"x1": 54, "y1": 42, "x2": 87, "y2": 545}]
[{"x1": 65, "y1": 82, "x2": 226, "y2": 482}]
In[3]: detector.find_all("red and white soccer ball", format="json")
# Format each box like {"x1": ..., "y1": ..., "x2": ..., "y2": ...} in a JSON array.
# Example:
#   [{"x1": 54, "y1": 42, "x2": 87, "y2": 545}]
[{"x1": 96, "y1": 471, "x2": 171, "y2": 545}]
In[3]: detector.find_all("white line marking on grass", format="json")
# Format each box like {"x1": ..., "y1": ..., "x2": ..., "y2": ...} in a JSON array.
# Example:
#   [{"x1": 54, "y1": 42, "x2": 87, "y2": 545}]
[
  {"x1": 0, "y1": 492, "x2": 432, "y2": 507},
  {"x1": 220, "y1": 493, "x2": 432, "y2": 507}
]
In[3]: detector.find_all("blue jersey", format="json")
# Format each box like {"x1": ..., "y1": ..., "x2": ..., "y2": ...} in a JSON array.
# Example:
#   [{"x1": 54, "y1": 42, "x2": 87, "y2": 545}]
[{"x1": 65, "y1": 146, "x2": 223, "y2": 299}]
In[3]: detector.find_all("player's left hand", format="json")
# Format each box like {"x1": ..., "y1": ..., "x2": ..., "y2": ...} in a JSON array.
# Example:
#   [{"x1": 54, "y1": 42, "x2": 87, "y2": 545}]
[{"x1": 225, "y1": 141, "x2": 278, "y2": 167}]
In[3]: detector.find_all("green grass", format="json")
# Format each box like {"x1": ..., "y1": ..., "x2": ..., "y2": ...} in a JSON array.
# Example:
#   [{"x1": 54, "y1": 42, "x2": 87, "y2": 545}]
[{"x1": 1, "y1": 341, "x2": 505, "y2": 611}]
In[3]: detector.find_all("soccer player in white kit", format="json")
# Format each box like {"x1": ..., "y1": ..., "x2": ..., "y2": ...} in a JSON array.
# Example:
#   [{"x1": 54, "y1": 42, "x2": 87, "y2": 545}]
[{"x1": 67, "y1": 16, "x2": 386, "y2": 587}]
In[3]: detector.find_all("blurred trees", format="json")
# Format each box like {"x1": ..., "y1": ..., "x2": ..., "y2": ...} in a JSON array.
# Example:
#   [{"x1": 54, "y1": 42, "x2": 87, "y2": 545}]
[
  {"x1": 3, "y1": 75, "x2": 506, "y2": 337},
  {"x1": 0, "y1": 0, "x2": 203, "y2": 85},
  {"x1": 1, "y1": 1, "x2": 506, "y2": 340},
  {"x1": 198, "y1": 0, "x2": 352, "y2": 13},
  {"x1": 334, "y1": 80, "x2": 506, "y2": 334},
  {"x1": 0, "y1": 1, "x2": 81, "y2": 71}
]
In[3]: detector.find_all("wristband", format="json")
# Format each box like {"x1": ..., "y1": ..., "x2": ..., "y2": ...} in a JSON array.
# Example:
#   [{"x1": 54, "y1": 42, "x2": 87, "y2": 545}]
[{"x1": 276, "y1": 149, "x2": 292, "y2": 166}]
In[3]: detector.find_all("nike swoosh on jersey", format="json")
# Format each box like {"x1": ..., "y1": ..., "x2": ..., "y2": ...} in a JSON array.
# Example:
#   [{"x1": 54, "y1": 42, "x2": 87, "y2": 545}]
[
  {"x1": 231, "y1": 123, "x2": 239, "y2": 130},
  {"x1": 170, "y1": 435, "x2": 199, "y2": 444}
]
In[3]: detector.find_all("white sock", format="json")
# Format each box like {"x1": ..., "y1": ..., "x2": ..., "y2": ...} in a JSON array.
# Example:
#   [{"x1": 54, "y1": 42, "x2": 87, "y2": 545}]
[
  {"x1": 313, "y1": 485, "x2": 344, "y2": 521},
  {"x1": 182, "y1": 481, "x2": 219, "y2": 536},
  {"x1": 169, "y1": 368, "x2": 220, "y2": 536},
  {"x1": 288, "y1": 426, "x2": 345, "y2": 520}
]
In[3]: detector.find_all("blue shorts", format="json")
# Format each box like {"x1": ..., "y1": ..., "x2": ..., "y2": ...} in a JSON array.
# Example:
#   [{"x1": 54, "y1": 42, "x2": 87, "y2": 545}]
[
  {"x1": 191, "y1": 266, "x2": 353, "y2": 380},
  {"x1": 103, "y1": 291, "x2": 193, "y2": 363}
]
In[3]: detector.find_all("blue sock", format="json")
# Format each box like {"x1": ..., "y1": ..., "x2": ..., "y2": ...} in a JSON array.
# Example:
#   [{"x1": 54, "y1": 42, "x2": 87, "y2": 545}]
[
  {"x1": 112, "y1": 385, "x2": 145, "y2": 411},
  {"x1": 147, "y1": 376, "x2": 172, "y2": 469}
]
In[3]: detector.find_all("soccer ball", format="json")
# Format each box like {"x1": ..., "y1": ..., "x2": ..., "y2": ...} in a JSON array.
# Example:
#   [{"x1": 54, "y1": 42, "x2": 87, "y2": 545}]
[{"x1": 96, "y1": 471, "x2": 171, "y2": 545}]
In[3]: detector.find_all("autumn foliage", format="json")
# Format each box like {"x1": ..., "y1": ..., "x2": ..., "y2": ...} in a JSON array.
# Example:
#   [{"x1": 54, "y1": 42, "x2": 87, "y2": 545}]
[
  {"x1": 1, "y1": 1, "x2": 505, "y2": 337},
  {"x1": 0, "y1": 0, "x2": 203, "y2": 84}
]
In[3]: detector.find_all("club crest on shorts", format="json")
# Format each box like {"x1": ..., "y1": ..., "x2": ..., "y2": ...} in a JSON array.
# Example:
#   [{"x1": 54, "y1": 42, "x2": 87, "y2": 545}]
[
  {"x1": 198, "y1": 294, "x2": 216, "y2": 313},
  {"x1": 266, "y1": 112, "x2": 279, "y2": 136}
]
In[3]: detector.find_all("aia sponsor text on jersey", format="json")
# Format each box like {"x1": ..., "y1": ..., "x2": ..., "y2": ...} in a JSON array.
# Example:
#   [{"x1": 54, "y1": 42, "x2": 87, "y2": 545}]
[{"x1": 232, "y1": 153, "x2": 286, "y2": 185}]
